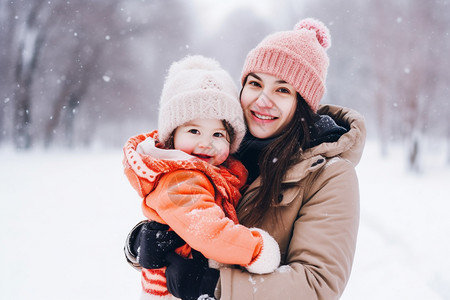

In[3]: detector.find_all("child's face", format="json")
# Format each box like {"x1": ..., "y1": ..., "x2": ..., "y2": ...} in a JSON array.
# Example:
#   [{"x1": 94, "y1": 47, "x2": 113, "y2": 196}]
[{"x1": 173, "y1": 118, "x2": 231, "y2": 166}]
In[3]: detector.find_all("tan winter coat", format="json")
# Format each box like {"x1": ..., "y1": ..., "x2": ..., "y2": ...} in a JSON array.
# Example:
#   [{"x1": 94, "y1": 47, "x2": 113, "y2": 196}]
[{"x1": 216, "y1": 104, "x2": 366, "y2": 300}]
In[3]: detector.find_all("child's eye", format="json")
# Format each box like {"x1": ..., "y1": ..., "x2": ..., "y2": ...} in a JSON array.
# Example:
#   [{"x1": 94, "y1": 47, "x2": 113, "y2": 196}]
[
  {"x1": 213, "y1": 132, "x2": 224, "y2": 138},
  {"x1": 188, "y1": 129, "x2": 200, "y2": 134}
]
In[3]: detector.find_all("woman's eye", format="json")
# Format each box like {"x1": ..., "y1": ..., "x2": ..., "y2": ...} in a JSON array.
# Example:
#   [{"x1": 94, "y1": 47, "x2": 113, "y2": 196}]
[
  {"x1": 277, "y1": 87, "x2": 291, "y2": 94},
  {"x1": 248, "y1": 81, "x2": 261, "y2": 88},
  {"x1": 188, "y1": 129, "x2": 200, "y2": 134}
]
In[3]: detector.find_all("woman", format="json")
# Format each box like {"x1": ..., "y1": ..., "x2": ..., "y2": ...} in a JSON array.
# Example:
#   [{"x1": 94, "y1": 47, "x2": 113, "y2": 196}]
[{"x1": 127, "y1": 18, "x2": 366, "y2": 300}]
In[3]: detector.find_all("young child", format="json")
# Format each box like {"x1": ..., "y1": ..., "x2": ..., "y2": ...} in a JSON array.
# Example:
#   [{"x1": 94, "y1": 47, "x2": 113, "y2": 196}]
[{"x1": 122, "y1": 55, "x2": 280, "y2": 300}]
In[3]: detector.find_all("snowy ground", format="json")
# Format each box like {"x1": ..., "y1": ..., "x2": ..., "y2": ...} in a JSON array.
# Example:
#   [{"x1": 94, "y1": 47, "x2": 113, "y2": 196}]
[{"x1": 0, "y1": 141, "x2": 449, "y2": 300}]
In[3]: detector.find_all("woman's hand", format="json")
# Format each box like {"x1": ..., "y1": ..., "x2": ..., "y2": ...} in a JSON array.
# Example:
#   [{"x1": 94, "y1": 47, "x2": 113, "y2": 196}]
[{"x1": 124, "y1": 220, "x2": 186, "y2": 270}]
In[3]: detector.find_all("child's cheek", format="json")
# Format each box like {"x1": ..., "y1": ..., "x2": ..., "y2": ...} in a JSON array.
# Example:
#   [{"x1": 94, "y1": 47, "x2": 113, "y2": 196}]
[{"x1": 215, "y1": 145, "x2": 230, "y2": 165}]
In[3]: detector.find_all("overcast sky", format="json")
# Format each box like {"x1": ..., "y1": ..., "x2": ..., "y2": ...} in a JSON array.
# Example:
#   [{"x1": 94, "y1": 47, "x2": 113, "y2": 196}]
[{"x1": 191, "y1": 0, "x2": 297, "y2": 33}]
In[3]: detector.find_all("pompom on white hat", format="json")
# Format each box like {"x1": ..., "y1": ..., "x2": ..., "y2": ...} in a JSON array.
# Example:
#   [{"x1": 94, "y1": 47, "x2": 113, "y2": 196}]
[{"x1": 158, "y1": 55, "x2": 245, "y2": 153}]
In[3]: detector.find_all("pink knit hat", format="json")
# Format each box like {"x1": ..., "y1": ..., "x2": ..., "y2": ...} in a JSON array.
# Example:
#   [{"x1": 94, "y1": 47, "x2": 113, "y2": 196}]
[
  {"x1": 241, "y1": 18, "x2": 331, "y2": 112},
  {"x1": 158, "y1": 55, "x2": 245, "y2": 153}
]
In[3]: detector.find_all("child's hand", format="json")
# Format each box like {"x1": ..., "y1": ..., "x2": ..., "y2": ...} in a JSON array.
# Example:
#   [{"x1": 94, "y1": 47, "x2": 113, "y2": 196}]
[{"x1": 245, "y1": 228, "x2": 281, "y2": 274}]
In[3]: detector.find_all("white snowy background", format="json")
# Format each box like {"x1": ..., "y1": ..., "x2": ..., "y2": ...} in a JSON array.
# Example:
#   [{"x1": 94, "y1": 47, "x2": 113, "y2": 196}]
[
  {"x1": 1, "y1": 0, "x2": 449, "y2": 298},
  {"x1": 1, "y1": 140, "x2": 449, "y2": 300}
]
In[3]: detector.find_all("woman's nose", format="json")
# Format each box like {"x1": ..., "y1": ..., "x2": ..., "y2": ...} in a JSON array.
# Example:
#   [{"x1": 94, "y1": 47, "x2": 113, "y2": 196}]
[{"x1": 255, "y1": 92, "x2": 274, "y2": 108}]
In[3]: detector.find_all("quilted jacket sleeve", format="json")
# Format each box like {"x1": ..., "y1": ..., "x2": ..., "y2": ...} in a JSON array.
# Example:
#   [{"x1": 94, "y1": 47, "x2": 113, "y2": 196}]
[{"x1": 146, "y1": 169, "x2": 267, "y2": 267}]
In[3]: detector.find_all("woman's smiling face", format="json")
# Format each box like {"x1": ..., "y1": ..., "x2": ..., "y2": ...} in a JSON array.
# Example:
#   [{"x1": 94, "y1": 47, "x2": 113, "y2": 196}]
[{"x1": 240, "y1": 72, "x2": 297, "y2": 139}]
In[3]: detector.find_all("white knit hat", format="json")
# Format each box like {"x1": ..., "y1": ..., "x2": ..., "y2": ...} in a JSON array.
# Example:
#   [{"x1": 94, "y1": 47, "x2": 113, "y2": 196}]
[{"x1": 158, "y1": 55, "x2": 245, "y2": 153}]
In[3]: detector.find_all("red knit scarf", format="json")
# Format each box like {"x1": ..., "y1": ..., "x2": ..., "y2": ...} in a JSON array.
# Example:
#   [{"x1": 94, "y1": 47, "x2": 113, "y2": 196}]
[{"x1": 123, "y1": 130, "x2": 248, "y2": 224}]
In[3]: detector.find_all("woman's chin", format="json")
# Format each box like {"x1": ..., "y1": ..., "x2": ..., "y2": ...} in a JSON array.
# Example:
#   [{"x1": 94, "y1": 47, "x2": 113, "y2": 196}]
[{"x1": 249, "y1": 126, "x2": 277, "y2": 140}]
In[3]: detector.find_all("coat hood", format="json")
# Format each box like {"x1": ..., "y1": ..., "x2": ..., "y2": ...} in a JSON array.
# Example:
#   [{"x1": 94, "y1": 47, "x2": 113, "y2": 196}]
[
  {"x1": 304, "y1": 104, "x2": 366, "y2": 166},
  {"x1": 279, "y1": 104, "x2": 365, "y2": 185}
]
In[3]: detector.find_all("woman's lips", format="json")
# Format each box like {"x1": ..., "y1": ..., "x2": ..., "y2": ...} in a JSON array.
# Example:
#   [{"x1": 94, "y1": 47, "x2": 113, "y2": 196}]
[{"x1": 251, "y1": 111, "x2": 277, "y2": 121}]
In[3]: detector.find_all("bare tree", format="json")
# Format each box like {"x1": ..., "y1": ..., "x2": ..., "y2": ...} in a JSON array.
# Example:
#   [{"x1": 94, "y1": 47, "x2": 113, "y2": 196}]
[
  {"x1": 368, "y1": 1, "x2": 394, "y2": 157},
  {"x1": 40, "y1": 0, "x2": 194, "y2": 148},
  {"x1": 305, "y1": 0, "x2": 449, "y2": 171},
  {"x1": 0, "y1": 0, "x2": 17, "y2": 144},
  {"x1": 11, "y1": 0, "x2": 51, "y2": 149},
  {"x1": 42, "y1": 1, "x2": 118, "y2": 147},
  {"x1": 0, "y1": 0, "x2": 194, "y2": 149},
  {"x1": 394, "y1": 1, "x2": 448, "y2": 172}
]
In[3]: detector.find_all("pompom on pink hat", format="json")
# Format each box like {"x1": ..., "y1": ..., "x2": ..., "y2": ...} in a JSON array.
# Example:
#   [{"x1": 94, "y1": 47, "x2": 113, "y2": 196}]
[
  {"x1": 158, "y1": 55, "x2": 245, "y2": 153},
  {"x1": 241, "y1": 18, "x2": 331, "y2": 112}
]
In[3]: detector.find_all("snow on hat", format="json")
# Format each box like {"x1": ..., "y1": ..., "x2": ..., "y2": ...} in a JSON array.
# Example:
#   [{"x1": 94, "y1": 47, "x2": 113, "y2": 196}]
[
  {"x1": 241, "y1": 18, "x2": 331, "y2": 112},
  {"x1": 158, "y1": 55, "x2": 245, "y2": 153}
]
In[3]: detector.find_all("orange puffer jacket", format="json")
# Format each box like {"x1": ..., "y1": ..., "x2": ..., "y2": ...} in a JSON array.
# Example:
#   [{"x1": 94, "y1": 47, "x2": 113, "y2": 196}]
[{"x1": 123, "y1": 131, "x2": 280, "y2": 270}]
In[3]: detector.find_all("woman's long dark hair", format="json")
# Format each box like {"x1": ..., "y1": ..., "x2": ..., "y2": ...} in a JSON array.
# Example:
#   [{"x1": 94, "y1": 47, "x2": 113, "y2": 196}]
[{"x1": 239, "y1": 82, "x2": 317, "y2": 227}]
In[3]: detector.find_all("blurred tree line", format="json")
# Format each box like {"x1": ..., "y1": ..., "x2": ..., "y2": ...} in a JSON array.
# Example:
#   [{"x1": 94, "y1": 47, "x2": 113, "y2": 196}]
[
  {"x1": 1, "y1": 0, "x2": 449, "y2": 171},
  {"x1": 0, "y1": 0, "x2": 196, "y2": 149},
  {"x1": 303, "y1": 0, "x2": 450, "y2": 171}
]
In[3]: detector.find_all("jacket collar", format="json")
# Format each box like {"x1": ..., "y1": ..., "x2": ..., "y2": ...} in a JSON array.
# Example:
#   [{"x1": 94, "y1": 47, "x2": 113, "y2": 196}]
[
  {"x1": 243, "y1": 104, "x2": 366, "y2": 188},
  {"x1": 311, "y1": 104, "x2": 366, "y2": 167}
]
